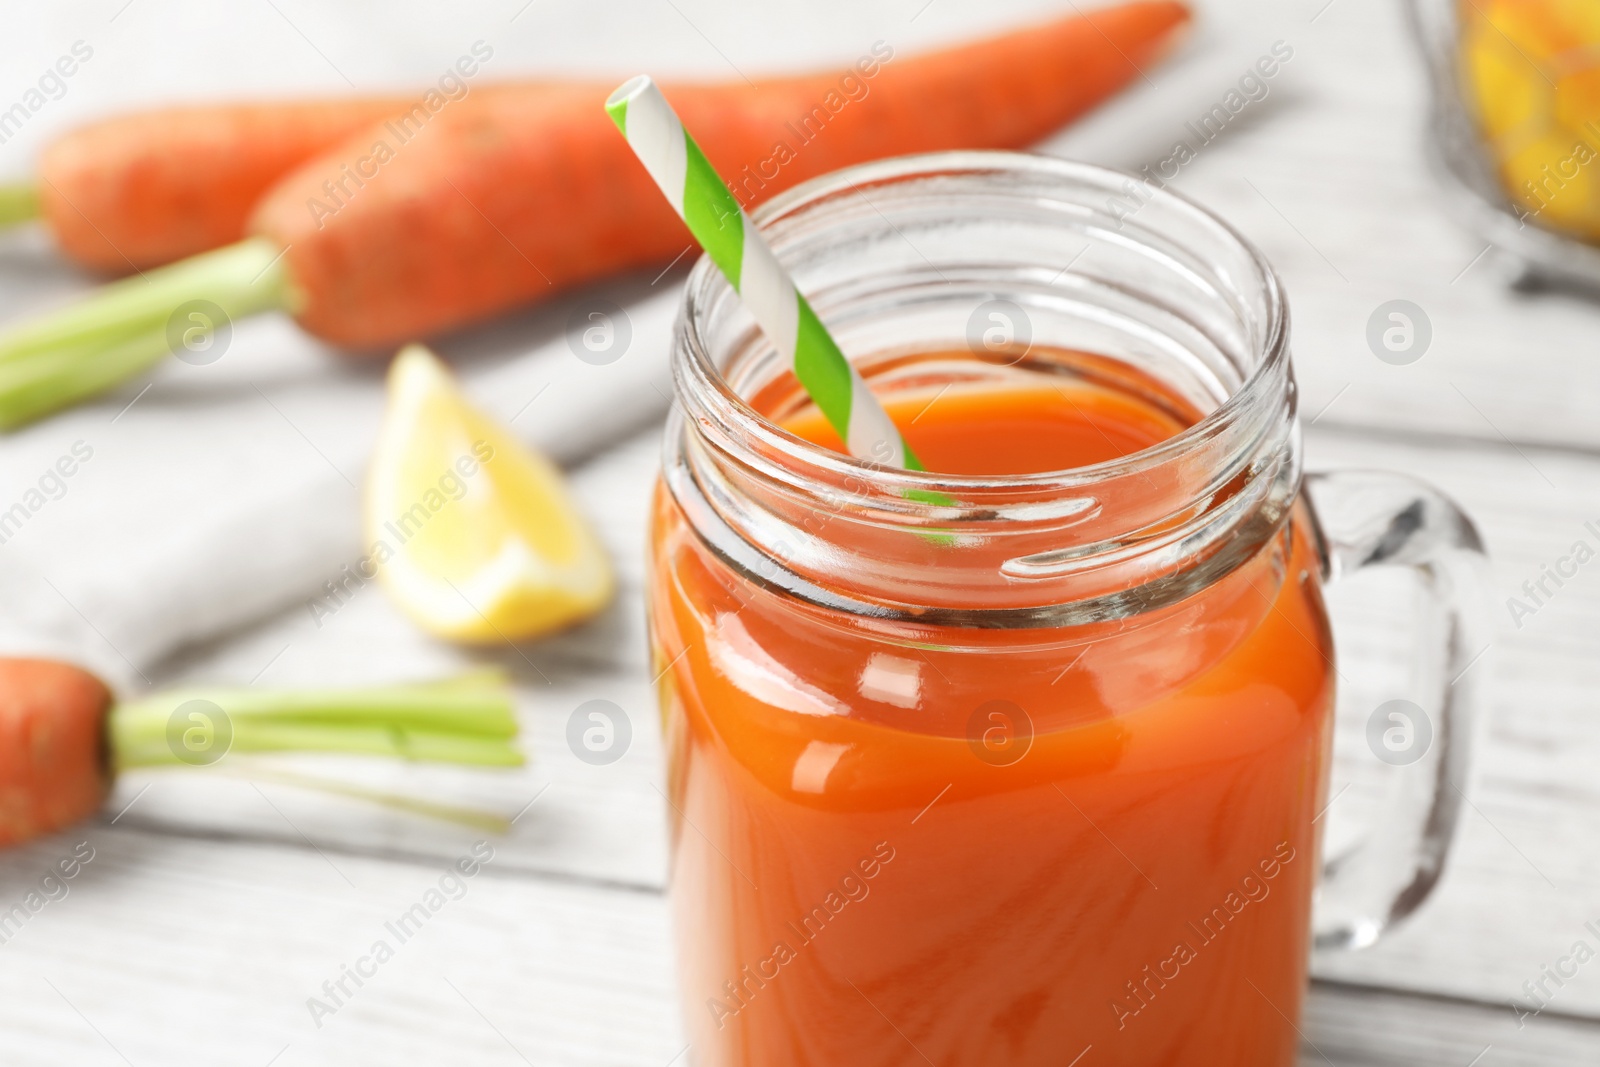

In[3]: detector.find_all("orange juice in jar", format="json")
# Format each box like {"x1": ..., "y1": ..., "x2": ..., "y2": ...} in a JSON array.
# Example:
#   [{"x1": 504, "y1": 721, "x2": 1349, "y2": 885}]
[{"x1": 649, "y1": 154, "x2": 1488, "y2": 1067}]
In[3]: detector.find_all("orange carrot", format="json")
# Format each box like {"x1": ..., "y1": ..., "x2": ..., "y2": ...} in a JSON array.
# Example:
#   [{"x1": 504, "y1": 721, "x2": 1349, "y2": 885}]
[
  {"x1": 33, "y1": 99, "x2": 409, "y2": 273},
  {"x1": 0, "y1": 656, "x2": 522, "y2": 850},
  {"x1": 0, "y1": 1, "x2": 1189, "y2": 427},
  {"x1": 263, "y1": 1, "x2": 1190, "y2": 347},
  {"x1": 0, "y1": 659, "x2": 111, "y2": 848}
]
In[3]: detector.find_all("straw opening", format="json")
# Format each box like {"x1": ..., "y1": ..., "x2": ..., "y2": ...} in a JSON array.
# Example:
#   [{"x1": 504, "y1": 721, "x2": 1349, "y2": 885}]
[{"x1": 606, "y1": 74, "x2": 652, "y2": 110}]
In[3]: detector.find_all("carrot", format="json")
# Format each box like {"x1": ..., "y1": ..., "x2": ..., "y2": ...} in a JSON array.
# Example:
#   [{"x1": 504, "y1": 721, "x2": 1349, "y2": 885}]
[
  {"x1": 0, "y1": 657, "x2": 523, "y2": 850},
  {"x1": 0, "y1": 1, "x2": 1189, "y2": 427},
  {"x1": 270, "y1": 0, "x2": 1189, "y2": 347},
  {"x1": 0, "y1": 659, "x2": 111, "y2": 848},
  {"x1": 11, "y1": 99, "x2": 409, "y2": 273}
]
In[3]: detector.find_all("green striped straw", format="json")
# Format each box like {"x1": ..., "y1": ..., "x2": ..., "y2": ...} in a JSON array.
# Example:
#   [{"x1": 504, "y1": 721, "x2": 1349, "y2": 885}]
[{"x1": 606, "y1": 76, "x2": 921, "y2": 471}]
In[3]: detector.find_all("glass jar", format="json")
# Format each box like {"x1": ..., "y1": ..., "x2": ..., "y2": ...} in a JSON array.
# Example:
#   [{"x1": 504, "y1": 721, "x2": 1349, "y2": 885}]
[{"x1": 648, "y1": 151, "x2": 1488, "y2": 1067}]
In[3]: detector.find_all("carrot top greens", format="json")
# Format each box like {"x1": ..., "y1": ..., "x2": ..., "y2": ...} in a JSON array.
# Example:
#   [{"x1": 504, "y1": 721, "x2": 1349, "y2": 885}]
[
  {"x1": 0, "y1": 183, "x2": 38, "y2": 227},
  {"x1": 108, "y1": 668, "x2": 522, "y2": 772},
  {"x1": 0, "y1": 237, "x2": 294, "y2": 429}
]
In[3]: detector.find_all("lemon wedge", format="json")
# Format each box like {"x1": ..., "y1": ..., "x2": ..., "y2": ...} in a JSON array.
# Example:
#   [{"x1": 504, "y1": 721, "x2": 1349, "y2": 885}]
[{"x1": 366, "y1": 344, "x2": 613, "y2": 643}]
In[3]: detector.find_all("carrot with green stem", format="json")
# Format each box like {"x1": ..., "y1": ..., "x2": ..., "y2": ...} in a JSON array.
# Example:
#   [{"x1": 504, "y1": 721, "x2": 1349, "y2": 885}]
[
  {"x1": 3, "y1": 99, "x2": 413, "y2": 273},
  {"x1": 0, "y1": 1, "x2": 1190, "y2": 428},
  {"x1": 0, "y1": 657, "x2": 524, "y2": 849}
]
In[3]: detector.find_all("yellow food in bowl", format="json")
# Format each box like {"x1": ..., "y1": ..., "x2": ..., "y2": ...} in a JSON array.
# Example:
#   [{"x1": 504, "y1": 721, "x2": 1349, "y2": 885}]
[{"x1": 1461, "y1": 0, "x2": 1600, "y2": 238}]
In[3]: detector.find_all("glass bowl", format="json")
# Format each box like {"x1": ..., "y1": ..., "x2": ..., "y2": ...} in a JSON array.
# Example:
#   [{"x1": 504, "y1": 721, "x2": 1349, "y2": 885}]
[{"x1": 1408, "y1": 0, "x2": 1600, "y2": 292}]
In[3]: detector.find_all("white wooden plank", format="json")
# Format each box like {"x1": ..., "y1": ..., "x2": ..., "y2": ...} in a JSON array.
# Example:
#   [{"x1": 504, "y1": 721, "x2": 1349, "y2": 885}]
[
  {"x1": 1303, "y1": 983, "x2": 1600, "y2": 1067},
  {"x1": 0, "y1": 828, "x2": 683, "y2": 1067},
  {"x1": 1, "y1": 822, "x2": 1592, "y2": 1066}
]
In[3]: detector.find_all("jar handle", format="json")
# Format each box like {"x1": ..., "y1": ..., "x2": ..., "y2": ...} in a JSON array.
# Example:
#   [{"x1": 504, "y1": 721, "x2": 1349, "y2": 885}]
[{"x1": 1301, "y1": 470, "x2": 1491, "y2": 951}]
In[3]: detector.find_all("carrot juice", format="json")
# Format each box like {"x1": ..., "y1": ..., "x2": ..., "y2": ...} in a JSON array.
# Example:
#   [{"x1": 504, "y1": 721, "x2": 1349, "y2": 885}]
[{"x1": 649, "y1": 355, "x2": 1336, "y2": 1067}]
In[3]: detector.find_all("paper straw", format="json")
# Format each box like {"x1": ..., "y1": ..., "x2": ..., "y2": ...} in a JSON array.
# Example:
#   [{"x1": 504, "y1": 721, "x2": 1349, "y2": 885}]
[{"x1": 606, "y1": 75, "x2": 921, "y2": 471}]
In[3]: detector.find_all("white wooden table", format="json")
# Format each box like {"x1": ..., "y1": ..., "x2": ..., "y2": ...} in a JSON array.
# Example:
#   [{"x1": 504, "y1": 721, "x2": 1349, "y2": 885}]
[{"x1": 3, "y1": 0, "x2": 1599, "y2": 1063}]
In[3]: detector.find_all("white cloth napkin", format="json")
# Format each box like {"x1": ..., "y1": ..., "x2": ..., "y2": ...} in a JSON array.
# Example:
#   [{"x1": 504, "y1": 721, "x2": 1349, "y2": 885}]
[{"x1": 0, "y1": 280, "x2": 680, "y2": 689}]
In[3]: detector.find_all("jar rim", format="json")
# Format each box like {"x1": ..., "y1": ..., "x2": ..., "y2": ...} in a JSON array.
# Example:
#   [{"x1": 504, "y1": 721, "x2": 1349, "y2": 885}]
[{"x1": 676, "y1": 150, "x2": 1291, "y2": 497}]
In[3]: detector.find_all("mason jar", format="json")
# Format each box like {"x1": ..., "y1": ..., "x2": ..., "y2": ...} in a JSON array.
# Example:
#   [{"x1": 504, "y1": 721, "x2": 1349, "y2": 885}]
[{"x1": 648, "y1": 151, "x2": 1488, "y2": 1067}]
